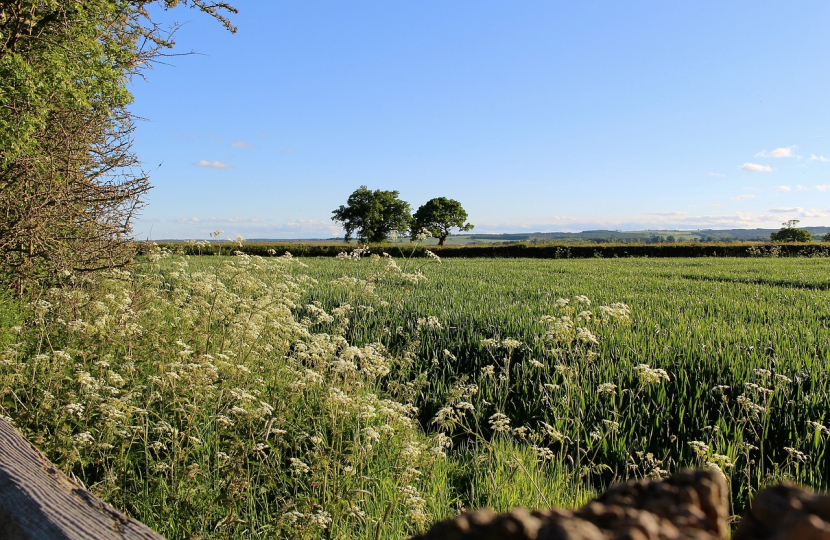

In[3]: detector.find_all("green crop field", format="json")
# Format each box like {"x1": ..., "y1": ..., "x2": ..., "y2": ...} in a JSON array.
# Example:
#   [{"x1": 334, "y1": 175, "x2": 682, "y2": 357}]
[
  {"x1": 291, "y1": 255, "x2": 830, "y2": 511},
  {"x1": 1, "y1": 249, "x2": 828, "y2": 539}
]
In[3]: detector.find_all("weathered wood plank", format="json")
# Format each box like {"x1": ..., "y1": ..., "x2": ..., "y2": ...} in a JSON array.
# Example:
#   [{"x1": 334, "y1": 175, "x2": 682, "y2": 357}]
[{"x1": 0, "y1": 418, "x2": 166, "y2": 540}]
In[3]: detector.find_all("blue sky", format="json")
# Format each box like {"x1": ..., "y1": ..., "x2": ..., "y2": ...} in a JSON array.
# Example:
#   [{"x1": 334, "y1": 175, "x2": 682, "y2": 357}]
[{"x1": 130, "y1": 1, "x2": 830, "y2": 240}]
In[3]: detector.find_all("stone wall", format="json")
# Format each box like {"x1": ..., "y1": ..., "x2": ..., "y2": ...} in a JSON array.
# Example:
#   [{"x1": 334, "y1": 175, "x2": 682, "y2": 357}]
[{"x1": 411, "y1": 469, "x2": 830, "y2": 540}]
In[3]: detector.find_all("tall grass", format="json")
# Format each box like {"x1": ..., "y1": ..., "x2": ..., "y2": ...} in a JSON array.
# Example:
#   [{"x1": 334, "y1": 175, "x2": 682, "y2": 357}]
[{"x1": 0, "y1": 248, "x2": 583, "y2": 539}]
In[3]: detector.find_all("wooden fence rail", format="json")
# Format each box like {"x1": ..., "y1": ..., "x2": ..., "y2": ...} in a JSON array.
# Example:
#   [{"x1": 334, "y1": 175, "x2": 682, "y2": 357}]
[{"x1": 0, "y1": 418, "x2": 165, "y2": 540}]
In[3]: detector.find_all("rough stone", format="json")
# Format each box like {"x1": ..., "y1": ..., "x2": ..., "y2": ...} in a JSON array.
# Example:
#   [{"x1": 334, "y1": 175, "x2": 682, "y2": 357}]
[
  {"x1": 410, "y1": 469, "x2": 728, "y2": 540},
  {"x1": 732, "y1": 483, "x2": 830, "y2": 540}
]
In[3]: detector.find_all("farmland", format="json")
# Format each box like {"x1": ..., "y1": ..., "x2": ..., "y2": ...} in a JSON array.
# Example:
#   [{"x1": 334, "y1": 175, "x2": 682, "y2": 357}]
[
  {"x1": 294, "y1": 255, "x2": 830, "y2": 510},
  {"x1": 1, "y1": 250, "x2": 829, "y2": 539}
]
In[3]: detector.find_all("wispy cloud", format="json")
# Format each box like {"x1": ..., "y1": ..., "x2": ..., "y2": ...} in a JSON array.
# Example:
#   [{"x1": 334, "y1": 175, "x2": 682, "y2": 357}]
[
  {"x1": 231, "y1": 141, "x2": 254, "y2": 149},
  {"x1": 733, "y1": 194, "x2": 756, "y2": 201},
  {"x1": 741, "y1": 162, "x2": 773, "y2": 172},
  {"x1": 796, "y1": 184, "x2": 807, "y2": 190},
  {"x1": 647, "y1": 211, "x2": 688, "y2": 217},
  {"x1": 756, "y1": 146, "x2": 795, "y2": 158},
  {"x1": 708, "y1": 172, "x2": 726, "y2": 178},
  {"x1": 809, "y1": 154, "x2": 829, "y2": 162},
  {"x1": 175, "y1": 217, "x2": 259, "y2": 224},
  {"x1": 282, "y1": 148, "x2": 300, "y2": 154},
  {"x1": 195, "y1": 160, "x2": 233, "y2": 169},
  {"x1": 816, "y1": 184, "x2": 830, "y2": 192},
  {"x1": 775, "y1": 185, "x2": 792, "y2": 191},
  {"x1": 473, "y1": 210, "x2": 830, "y2": 234},
  {"x1": 768, "y1": 207, "x2": 829, "y2": 219}
]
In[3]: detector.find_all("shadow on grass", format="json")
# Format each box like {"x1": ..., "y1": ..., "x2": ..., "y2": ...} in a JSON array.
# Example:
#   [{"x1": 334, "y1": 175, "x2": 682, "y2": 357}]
[{"x1": 679, "y1": 274, "x2": 830, "y2": 291}]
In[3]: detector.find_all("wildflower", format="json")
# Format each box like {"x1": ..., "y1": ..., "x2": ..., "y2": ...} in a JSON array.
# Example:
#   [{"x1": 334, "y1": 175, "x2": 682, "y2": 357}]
[
  {"x1": 710, "y1": 454, "x2": 734, "y2": 468},
  {"x1": 480, "y1": 338, "x2": 498, "y2": 349},
  {"x1": 774, "y1": 374, "x2": 792, "y2": 385},
  {"x1": 290, "y1": 458, "x2": 311, "y2": 475},
  {"x1": 529, "y1": 359, "x2": 544, "y2": 369},
  {"x1": 65, "y1": 403, "x2": 85, "y2": 417},
  {"x1": 784, "y1": 447, "x2": 807, "y2": 462},
  {"x1": 361, "y1": 427, "x2": 381, "y2": 443},
  {"x1": 489, "y1": 413, "x2": 511, "y2": 433},
  {"x1": 455, "y1": 401, "x2": 475, "y2": 412},
  {"x1": 808, "y1": 421, "x2": 830, "y2": 435},
  {"x1": 597, "y1": 383, "x2": 617, "y2": 395},
  {"x1": 534, "y1": 445, "x2": 555, "y2": 461},
  {"x1": 634, "y1": 364, "x2": 670, "y2": 386},
  {"x1": 481, "y1": 365, "x2": 495, "y2": 377},
  {"x1": 575, "y1": 327, "x2": 599, "y2": 346},
  {"x1": 401, "y1": 441, "x2": 423, "y2": 460},
  {"x1": 347, "y1": 505, "x2": 366, "y2": 519},
  {"x1": 737, "y1": 394, "x2": 767, "y2": 417},
  {"x1": 688, "y1": 441, "x2": 710, "y2": 457},
  {"x1": 310, "y1": 511, "x2": 331, "y2": 529},
  {"x1": 73, "y1": 432, "x2": 95, "y2": 446},
  {"x1": 432, "y1": 407, "x2": 459, "y2": 428},
  {"x1": 501, "y1": 338, "x2": 522, "y2": 351},
  {"x1": 602, "y1": 419, "x2": 620, "y2": 433},
  {"x1": 283, "y1": 511, "x2": 305, "y2": 524}
]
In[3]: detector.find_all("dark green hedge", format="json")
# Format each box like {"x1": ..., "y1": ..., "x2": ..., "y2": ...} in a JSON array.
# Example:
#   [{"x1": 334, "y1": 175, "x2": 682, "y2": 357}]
[{"x1": 151, "y1": 241, "x2": 830, "y2": 259}]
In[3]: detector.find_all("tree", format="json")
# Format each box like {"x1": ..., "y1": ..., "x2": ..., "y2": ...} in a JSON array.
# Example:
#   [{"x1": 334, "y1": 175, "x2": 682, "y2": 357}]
[
  {"x1": 410, "y1": 197, "x2": 473, "y2": 246},
  {"x1": 823, "y1": 233, "x2": 830, "y2": 243},
  {"x1": 0, "y1": 1, "x2": 236, "y2": 291},
  {"x1": 332, "y1": 186, "x2": 412, "y2": 243},
  {"x1": 770, "y1": 220, "x2": 812, "y2": 242}
]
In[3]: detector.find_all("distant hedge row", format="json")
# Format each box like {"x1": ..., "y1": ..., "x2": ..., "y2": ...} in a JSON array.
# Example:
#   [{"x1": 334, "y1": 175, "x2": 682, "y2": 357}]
[{"x1": 152, "y1": 241, "x2": 830, "y2": 259}]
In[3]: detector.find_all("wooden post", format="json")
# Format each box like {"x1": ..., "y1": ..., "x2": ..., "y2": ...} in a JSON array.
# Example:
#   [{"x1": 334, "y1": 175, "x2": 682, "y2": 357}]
[{"x1": 0, "y1": 418, "x2": 166, "y2": 540}]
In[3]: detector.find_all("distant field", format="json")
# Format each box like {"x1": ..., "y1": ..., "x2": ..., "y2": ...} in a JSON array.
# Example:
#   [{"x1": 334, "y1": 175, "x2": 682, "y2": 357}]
[{"x1": 292, "y1": 256, "x2": 830, "y2": 511}]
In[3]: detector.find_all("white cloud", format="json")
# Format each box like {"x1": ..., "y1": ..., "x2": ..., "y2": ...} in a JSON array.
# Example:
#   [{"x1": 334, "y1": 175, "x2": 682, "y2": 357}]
[
  {"x1": 741, "y1": 163, "x2": 773, "y2": 172},
  {"x1": 708, "y1": 172, "x2": 726, "y2": 178},
  {"x1": 733, "y1": 194, "x2": 756, "y2": 201},
  {"x1": 796, "y1": 184, "x2": 806, "y2": 190},
  {"x1": 756, "y1": 146, "x2": 795, "y2": 158},
  {"x1": 809, "y1": 154, "x2": 829, "y2": 162},
  {"x1": 473, "y1": 209, "x2": 830, "y2": 234},
  {"x1": 816, "y1": 184, "x2": 830, "y2": 192},
  {"x1": 769, "y1": 207, "x2": 803, "y2": 213},
  {"x1": 195, "y1": 160, "x2": 233, "y2": 169},
  {"x1": 173, "y1": 217, "x2": 259, "y2": 224},
  {"x1": 231, "y1": 141, "x2": 254, "y2": 148},
  {"x1": 775, "y1": 185, "x2": 792, "y2": 191},
  {"x1": 647, "y1": 211, "x2": 688, "y2": 217}
]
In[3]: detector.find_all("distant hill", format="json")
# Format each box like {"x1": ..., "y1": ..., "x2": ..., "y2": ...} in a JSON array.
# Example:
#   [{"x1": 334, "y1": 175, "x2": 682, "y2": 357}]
[
  {"x1": 162, "y1": 227, "x2": 830, "y2": 245},
  {"x1": 458, "y1": 227, "x2": 830, "y2": 245}
]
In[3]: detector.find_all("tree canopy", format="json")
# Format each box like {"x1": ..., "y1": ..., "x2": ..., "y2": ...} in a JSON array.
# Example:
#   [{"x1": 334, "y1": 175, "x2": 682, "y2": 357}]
[
  {"x1": 411, "y1": 197, "x2": 473, "y2": 245},
  {"x1": 331, "y1": 186, "x2": 412, "y2": 243},
  {"x1": 770, "y1": 220, "x2": 812, "y2": 243},
  {"x1": 0, "y1": 1, "x2": 236, "y2": 291}
]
